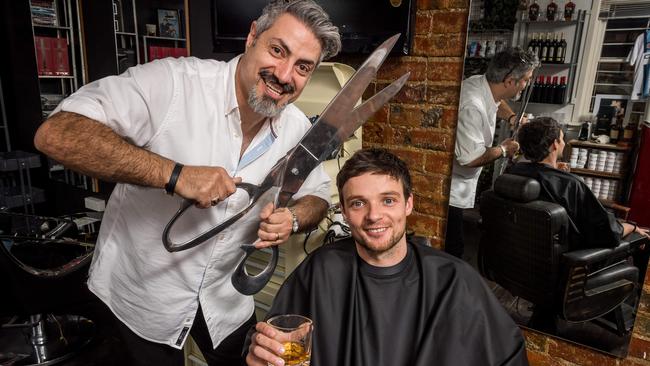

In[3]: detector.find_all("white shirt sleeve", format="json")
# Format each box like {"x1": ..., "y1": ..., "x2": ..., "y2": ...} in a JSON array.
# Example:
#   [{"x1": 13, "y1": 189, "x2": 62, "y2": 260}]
[
  {"x1": 55, "y1": 59, "x2": 175, "y2": 147},
  {"x1": 455, "y1": 105, "x2": 488, "y2": 166},
  {"x1": 291, "y1": 163, "x2": 332, "y2": 206}
]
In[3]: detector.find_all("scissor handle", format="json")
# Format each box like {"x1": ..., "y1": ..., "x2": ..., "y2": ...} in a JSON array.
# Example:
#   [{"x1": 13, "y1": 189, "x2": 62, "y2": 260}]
[
  {"x1": 162, "y1": 182, "x2": 261, "y2": 252},
  {"x1": 231, "y1": 244, "x2": 279, "y2": 295}
]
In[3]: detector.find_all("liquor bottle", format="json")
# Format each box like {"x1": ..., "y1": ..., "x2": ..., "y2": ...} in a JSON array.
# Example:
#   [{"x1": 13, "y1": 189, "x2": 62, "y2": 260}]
[
  {"x1": 542, "y1": 76, "x2": 553, "y2": 103},
  {"x1": 536, "y1": 76, "x2": 546, "y2": 103},
  {"x1": 540, "y1": 33, "x2": 548, "y2": 62},
  {"x1": 564, "y1": 0, "x2": 576, "y2": 20},
  {"x1": 529, "y1": 0, "x2": 540, "y2": 21},
  {"x1": 554, "y1": 76, "x2": 567, "y2": 104},
  {"x1": 531, "y1": 76, "x2": 542, "y2": 102},
  {"x1": 556, "y1": 33, "x2": 567, "y2": 63},
  {"x1": 622, "y1": 122, "x2": 636, "y2": 145},
  {"x1": 486, "y1": 40, "x2": 495, "y2": 58},
  {"x1": 547, "y1": 0, "x2": 558, "y2": 21},
  {"x1": 527, "y1": 33, "x2": 537, "y2": 54},
  {"x1": 547, "y1": 33, "x2": 557, "y2": 64},
  {"x1": 549, "y1": 76, "x2": 559, "y2": 103},
  {"x1": 609, "y1": 116, "x2": 621, "y2": 144}
]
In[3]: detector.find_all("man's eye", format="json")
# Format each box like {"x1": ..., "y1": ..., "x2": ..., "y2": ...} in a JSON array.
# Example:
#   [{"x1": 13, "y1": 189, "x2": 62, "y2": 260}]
[
  {"x1": 296, "y1": 64, "x2": 311, "y2": 76},
  {"x1": 384, "y1": 198, "x2": 395, "y2": 205},
  {"x1": 271, "y1": 46, "x2": 282, "y2": 55},
  {"x1": 351, "y1": 201, "x2": 364, "y2": 208}
]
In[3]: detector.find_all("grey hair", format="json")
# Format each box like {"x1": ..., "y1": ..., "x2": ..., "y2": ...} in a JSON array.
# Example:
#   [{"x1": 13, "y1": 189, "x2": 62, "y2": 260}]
[
  {"x1": 254, "y1": 0, "x2": 341, "y2": 61},
  {"x1": 485, "y1": 46, "x2": 539, "y2": 83}
]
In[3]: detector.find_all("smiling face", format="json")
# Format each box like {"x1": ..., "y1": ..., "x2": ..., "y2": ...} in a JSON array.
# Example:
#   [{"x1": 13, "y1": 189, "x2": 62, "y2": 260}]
[
  {"x1": 236, "y1": 13, "x2": 322, "y2": 118},
  {"x1": 341, "y1": 172, "x2": 414, "y2": 266}
]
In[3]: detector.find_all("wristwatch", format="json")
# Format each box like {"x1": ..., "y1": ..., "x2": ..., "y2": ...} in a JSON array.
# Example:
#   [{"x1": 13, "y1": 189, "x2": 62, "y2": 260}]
[
  {"x1": 498, "y1": 145, "x2": 507, "y2": 158},
  {"x1": 288, "y1": 208, "x2": 299, "y2": 234}
]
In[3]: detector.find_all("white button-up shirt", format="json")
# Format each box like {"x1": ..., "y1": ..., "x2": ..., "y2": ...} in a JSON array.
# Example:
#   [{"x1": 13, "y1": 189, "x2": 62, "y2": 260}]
[
  {"x1": 450, "y1": 75, "x2": 499, "y2": 209},
  {"x1": 56, "y1": 56, "x2": 331, "y2": 349}
]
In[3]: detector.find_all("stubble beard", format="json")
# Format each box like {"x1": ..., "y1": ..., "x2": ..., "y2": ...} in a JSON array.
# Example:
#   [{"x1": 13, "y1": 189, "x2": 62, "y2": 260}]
[
  {"x1": 247, "y1": 84, "x2": 286, "y2": 118},
  {"x1": 352, "y1": 225, "x2": 406, "y2": 257}
]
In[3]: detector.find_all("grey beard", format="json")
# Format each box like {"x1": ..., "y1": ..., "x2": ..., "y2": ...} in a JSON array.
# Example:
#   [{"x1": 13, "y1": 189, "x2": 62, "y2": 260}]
[{"x1": 247, "y1": 85, "x2": 286, "y2": 118}]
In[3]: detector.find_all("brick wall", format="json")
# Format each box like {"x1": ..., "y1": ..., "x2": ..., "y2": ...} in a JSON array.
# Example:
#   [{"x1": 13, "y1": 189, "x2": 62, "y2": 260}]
[{"x1": 359, "y1": 0, "x2": 650, "y2": 364}]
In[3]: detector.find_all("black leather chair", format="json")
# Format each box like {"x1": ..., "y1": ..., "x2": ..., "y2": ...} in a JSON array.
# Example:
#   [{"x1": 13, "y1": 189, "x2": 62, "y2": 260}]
[
  {"x1": 0, "y1": 212, "x2": 97, "y2": 365},
  {"x1": 478, "y1": 174, "x2": 647, "y2": 335}
]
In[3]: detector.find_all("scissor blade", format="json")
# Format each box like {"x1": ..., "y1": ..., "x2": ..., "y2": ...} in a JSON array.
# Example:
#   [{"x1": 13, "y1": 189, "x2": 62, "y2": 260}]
[{"x1": 313, "y1": 34, "x2": 401, "y2": 137}]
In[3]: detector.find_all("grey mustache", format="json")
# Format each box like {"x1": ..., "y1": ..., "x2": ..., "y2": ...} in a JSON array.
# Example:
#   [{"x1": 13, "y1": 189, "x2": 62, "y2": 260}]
[{"x1": 259, "y1": 70, "x2": 295, "y2": 93}]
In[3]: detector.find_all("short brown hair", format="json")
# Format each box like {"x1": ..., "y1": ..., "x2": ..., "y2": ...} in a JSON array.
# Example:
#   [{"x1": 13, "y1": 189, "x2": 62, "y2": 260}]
[{"x1": 336, "y1": 148, "x2": 412, "y2": 205}]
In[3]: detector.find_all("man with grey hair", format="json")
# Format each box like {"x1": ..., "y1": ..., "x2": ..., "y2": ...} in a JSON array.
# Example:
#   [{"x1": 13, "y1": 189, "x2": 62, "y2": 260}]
[
  {"x1": 34, "y1": 1, "x2": 340, "y2": 365},
  {"x1": 445, "y1": 47, "x2": 539, "y2": 259}
]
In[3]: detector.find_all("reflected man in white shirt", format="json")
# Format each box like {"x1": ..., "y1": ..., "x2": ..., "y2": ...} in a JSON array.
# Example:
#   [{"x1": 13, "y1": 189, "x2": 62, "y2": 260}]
[{"x1": 445, "y1": 47, "x2": 538, "y2": 259}]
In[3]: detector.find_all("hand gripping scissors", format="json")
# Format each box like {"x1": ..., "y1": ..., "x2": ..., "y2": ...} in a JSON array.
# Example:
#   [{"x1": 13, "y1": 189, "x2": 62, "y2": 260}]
[{"x1": 162, "y1": 34, "x2": 410, "y2": 295}]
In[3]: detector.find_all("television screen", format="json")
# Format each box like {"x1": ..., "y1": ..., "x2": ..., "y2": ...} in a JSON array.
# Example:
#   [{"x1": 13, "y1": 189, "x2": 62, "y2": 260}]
[{"x1": 211, "y1": 0, "x2": 415, "y2": 55}]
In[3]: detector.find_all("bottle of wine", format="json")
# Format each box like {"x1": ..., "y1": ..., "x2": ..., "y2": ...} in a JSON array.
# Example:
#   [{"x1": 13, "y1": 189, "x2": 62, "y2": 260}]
[
  {"x1": 527, "y1": 33, "x2": 537, "y2": 54},
  {"x1": 531, "y1": 76, "x2": 542, "y2": 103},
  {"x1": 529, "y1": 0, "x2": 540, "y2": 21},
  {"x1": 547, "y1": 0, "x2": 558, "y2": 21},
  {"x1": 609, "y1": 116, "x2": 621, "y2": 144},
  {"x1": 547, "y1": 33, "x2": 557, "y2": 64},
  {"x1": 556, "y1": 33, "x2": 567, "y2": 63},
  {"x1": 542, "y1": 76, "x2": 553, "y2": 103},
  {"x1": 554, "y1": 76, "x2": 567, "y2": 104},
  {"x1": 540, "y1": 33, "x2": 548, "y2": 62},
  {"x1": 564, "y1": 0, "x2": 576, "y2": 21},
  {"x1": 549, "y1": 76, "x2": 559, "y2": 103}
]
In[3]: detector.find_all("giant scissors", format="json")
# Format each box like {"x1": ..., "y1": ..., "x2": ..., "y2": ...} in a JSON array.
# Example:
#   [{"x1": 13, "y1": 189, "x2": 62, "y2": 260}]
[{"x1": 162, "y1": 34, "x2": 410, "y2": 295}]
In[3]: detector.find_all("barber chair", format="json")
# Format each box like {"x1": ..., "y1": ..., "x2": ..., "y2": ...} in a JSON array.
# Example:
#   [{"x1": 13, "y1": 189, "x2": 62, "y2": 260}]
[
  {"x1": 478, "y1": 174, "x2": 647, "y2": 335},
  {"x1": 0, "y1": 212, "x2": 98, "y2": 365}
]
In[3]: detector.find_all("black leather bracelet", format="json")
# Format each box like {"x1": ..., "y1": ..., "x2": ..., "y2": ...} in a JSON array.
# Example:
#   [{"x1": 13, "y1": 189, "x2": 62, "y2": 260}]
[{"x1": 164, "y1": 163, "x2": 184, "y2": 196}]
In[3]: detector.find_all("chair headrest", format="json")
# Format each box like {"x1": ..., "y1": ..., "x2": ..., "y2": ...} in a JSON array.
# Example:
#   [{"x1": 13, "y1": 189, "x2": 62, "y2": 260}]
[{"x1": 494, "y1": 174, "x2": 541, "y2": 202}]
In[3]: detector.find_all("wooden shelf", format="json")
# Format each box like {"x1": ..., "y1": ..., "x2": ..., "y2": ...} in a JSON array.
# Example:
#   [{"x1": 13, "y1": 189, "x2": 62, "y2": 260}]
[
  {"x1": 32, "y1": 24, "x2": 72, "y2": 31},
  {"x1": 568, "y1": 139, "x2": 631, "y2": 151},
  {"x1": 38, "y1": 75, "x2": 75, "y2": 79},
  {"x1": 143, "y1": 35, "x2": 186, "y2": 42},
  {"x1": 571, "y1": 168, "x2": 624, "y2": 179}
]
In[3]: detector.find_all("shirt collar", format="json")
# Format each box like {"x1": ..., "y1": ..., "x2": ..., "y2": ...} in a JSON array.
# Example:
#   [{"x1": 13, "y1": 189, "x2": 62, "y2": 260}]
[
  {"x1": 224, "y1": 55, "x2": 242, "y2": 116},
  {"x1": 480, "y1": 75, "x2": 500, "y2": 116}
]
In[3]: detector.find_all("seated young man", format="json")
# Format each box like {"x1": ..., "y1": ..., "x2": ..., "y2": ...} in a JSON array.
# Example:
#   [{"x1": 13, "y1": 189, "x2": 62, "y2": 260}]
[
  {"x1": 245, "y1": 148, "x2": 528, "y2": 366},
  {"x1": 508, "y1": 117, "x2": 649, "y2": 249}
]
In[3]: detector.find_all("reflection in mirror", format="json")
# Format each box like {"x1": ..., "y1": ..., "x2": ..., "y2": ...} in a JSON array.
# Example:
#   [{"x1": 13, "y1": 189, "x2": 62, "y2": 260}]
[{"x1": 450, "y1": 0, "x2": 650, "y2": 358}]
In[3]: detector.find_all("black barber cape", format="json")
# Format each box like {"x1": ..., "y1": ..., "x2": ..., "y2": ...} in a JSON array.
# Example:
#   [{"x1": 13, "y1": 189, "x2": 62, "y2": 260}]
[
  {"x1": 508, "y1": 162, "x2": 623, "y2": 250},
  {"x1": 252, "y1": 238, "x2": 528, "y2": 366}
]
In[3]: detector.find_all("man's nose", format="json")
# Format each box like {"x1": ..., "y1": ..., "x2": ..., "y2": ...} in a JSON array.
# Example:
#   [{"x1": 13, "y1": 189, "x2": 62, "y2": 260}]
[
  {"x1": 275, "y1": 61, "x2": 293, "y2": 85},
  {"x1": 365, "y1": 203, "x2": 382, "y2": 222}
]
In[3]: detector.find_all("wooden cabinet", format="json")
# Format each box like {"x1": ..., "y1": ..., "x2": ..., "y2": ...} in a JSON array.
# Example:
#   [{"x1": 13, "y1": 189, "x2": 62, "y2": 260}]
[{"x1": 566, "y1": 139, "x2": 633, "y2": 210}]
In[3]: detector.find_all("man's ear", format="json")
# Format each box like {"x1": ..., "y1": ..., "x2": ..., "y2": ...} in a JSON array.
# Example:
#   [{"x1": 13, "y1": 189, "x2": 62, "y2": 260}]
[
  {"x1": 405, "y1": 194, "x2": 414, "y2": 216},
  {"x1": 246, "y1": 21, "x2": 258, "y2": 49}
]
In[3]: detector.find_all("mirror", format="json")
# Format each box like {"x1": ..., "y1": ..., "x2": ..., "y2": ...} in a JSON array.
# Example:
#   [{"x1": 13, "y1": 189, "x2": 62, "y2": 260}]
[{"x1": 449, "y1": 0, "x2": 650, "y2": 358}]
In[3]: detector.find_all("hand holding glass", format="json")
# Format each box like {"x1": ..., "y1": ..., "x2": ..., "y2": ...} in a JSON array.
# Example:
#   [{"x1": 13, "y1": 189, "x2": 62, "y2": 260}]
[{"x1": 267, "y1": 315, "x2": 313, "y2": 366}]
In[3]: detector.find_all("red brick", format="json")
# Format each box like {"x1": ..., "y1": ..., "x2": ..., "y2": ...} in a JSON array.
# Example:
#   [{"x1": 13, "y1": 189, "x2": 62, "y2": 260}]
[
  {"x1": 362, "y1": 81, "x2": 377, "y2": 102},
  {"x1": 628, "y1": 336, "x2": 650, "y2": 360},
  {"x1": 381, "y1": 82, "x2": 426, "y2": 104},
  {"x1": 429, "y1": 236, "x2": 444, "y2": 249},
  {"x1": 430, "y1": 11, "x2": 469, "y2": 34},
  {"x1": 368, "y1": 105, "x2": 389, "y2": 124},
  {"x1": 411, "y1": 172, "x2": 448, "y2": 200},
  {"x1": 391, "y1": 105, "x2": 445, "y2": 128},
  {"x1": 548, "y1": 339, "x2": 618, "y2": 366},
  {"x1": 407, "y1": 213, "x2": 444, "y2": 237},
  {"x1": 427, "y1": 59, "x2": 464, "y2": 83},
  {"x1": 426, "y1": 84, "x2": 461, "y2": 105},
  {"x1": 414, "y1": 194, "x2": 448, "y2": 217},
  {"x1": 424, "y1": 151, "x2": 453, "y2": 174},
  {"x1": 440, "y1": 108, "x2": 458, "y2": 130},
  {"x1": 410, "y1": 129, "x2": 451, "y2": 152},
  {"x1": 523, "y1": 329, "x2": 549, "y2": 353},
  {"x1": 525, "y1": 350, "x2": 565, "y2": 366},
  {"x1": 413, "y1": 34, "x2": 466, "y2": 57},
  {"x1": 415, "y1": 11, "x2": 432, "y2": 34},
  {"x1": 377, "y1": 57, "x2": 427, "y2": 82},
  {"x1": 362, "y1": 122, "x2": 390, "y2": 145},
  {"x1": 417, "y1": 0, "x2": 469, "y2": 10},
  {"x1": 388, "y1": 148, "x2": 426, "y2": 173},
  {"x1": 634, "y1": 314, "x2": 650, "y2": 340}
]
